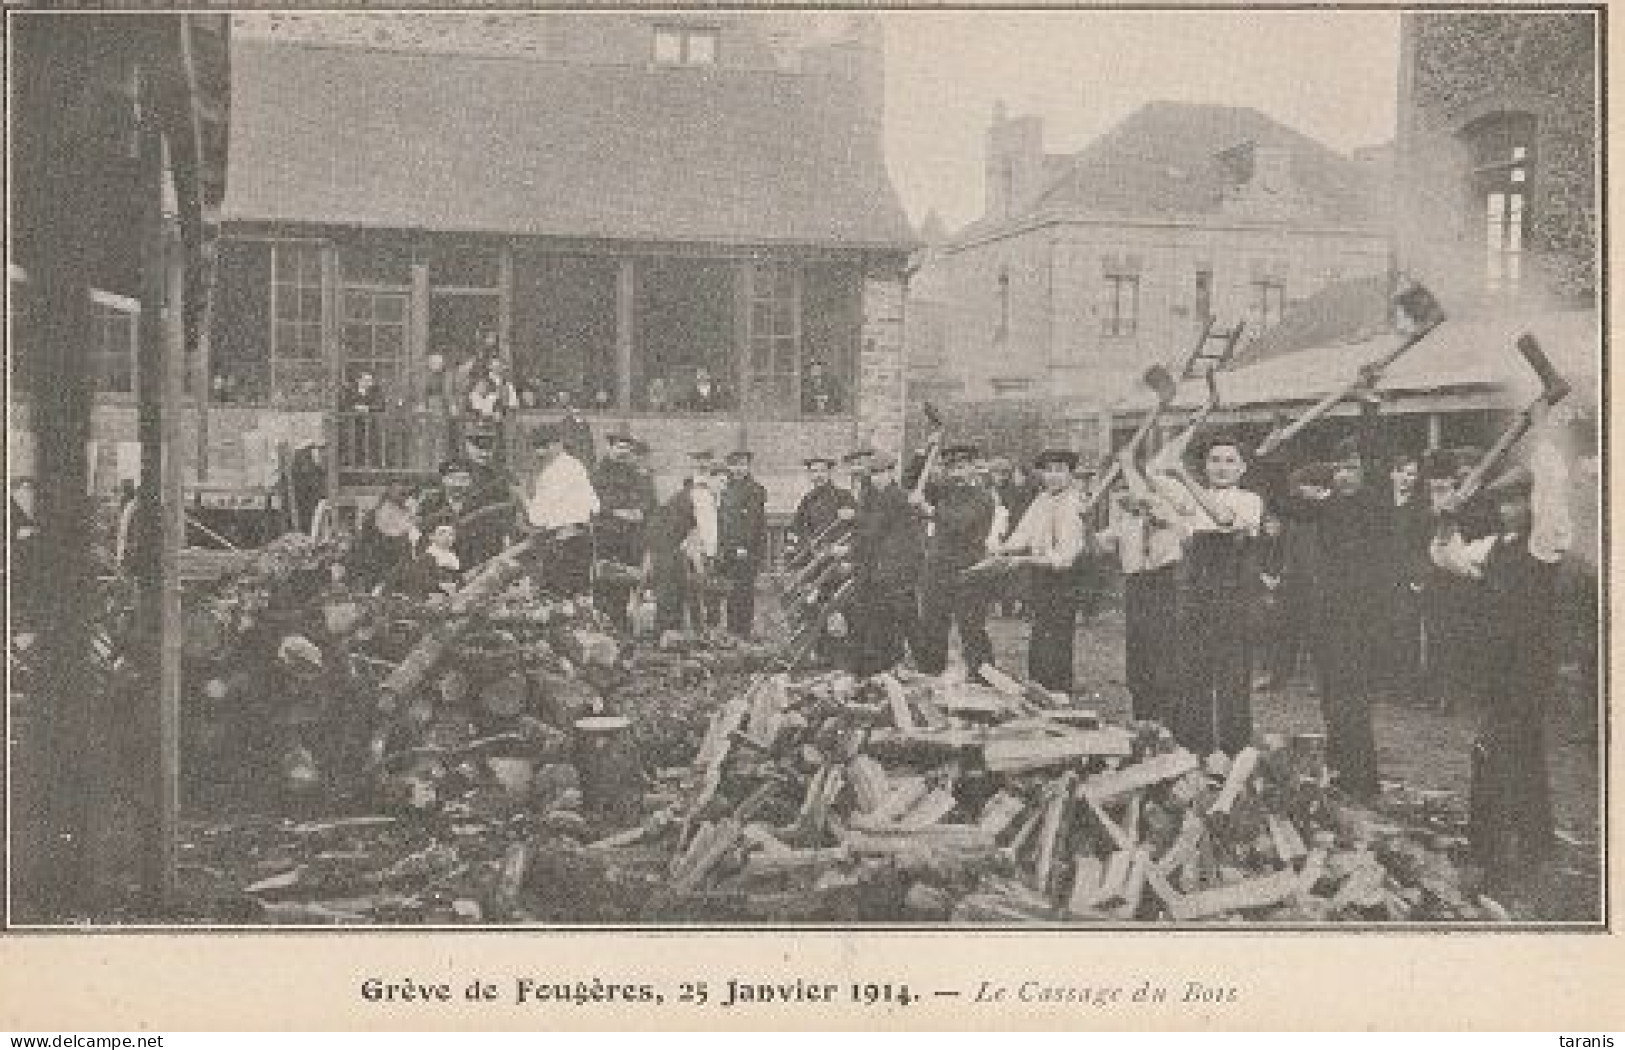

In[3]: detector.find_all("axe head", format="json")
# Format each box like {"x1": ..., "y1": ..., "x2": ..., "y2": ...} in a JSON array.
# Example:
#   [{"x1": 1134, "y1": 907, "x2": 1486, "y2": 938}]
[
  {"x1": 1142, "y1": 364, "x2": 1178, "y2": 405},
  {"x1": 1516, "y1": 334, "x2": 1572, "y2": 403},
  {"x1": 1394, "y1": 280, "x2": 1445, "y2": 330},
  {"x1": 921, "y1": 400, "x2": 944, "y2": 432}
]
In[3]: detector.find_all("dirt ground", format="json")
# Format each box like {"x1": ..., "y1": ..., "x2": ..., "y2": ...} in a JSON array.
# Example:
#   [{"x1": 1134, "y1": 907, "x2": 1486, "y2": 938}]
[{"x1": 984, "y1": 607, "x2": 1604, "y2": 922}]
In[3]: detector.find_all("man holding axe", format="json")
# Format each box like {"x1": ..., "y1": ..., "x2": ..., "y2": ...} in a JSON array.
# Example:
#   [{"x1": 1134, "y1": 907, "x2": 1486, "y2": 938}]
[
  {"x1": 913, "y1": 442, "x2": 998, "y2": 681},
  {"x1": 1430, "y1": 334, "x2": 1574, "y2": 893},
  {"x1": 990, "y1": 448, "x2": 1088, "y2": 693}
]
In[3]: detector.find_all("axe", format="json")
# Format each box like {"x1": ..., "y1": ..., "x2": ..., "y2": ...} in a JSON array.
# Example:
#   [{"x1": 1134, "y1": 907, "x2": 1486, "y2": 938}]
[
  {"x1": 1253, "y1": 280, "x2": 1445, "y2": 460},
  {"x1": 1081, "y1": 320, "x2": 1243, "y2": 518},
  {"x1": 1444, "y1": 333, "x2": 1572, "y2": 513}
]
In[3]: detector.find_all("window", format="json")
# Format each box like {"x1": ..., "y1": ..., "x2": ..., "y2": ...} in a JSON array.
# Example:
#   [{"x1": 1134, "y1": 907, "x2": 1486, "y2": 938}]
[
  {"x1": 210, "y1": 240, "x2": 329, "y2": 406},
  {"x1": 744, "y1": 263, "x2": 800, "y2": 417},
  {"x1": 90, "y1": 293, "x2": 138, "y2": 394},
  {"x1": 1194, "y1": 270, "x2": 1213, "y2": 324},
  {"x1": 340, "y1": 289, "x2": 409, "y2": 407},
  {"x1": 995, "y1": 270, "x2": 1011, "y2": 340},
  {"x1": 1103, "y1": 275, "x2": 1139, "y2": 337},
  {"x1": 8, "y1": 266, "x2": 138, "y2": 395},
  {"x1": 513, "y1": 252, "x2": 619, "y2": 410},
  {"x1": 1464, "y1": 112, "x2": 1537, "y2": 295},
  {"x1": 1251, "y1": 280, "x2": 1285, "y2": 330},
  {"x1": 654, "y1": 25, "x2": 720, "y2": 66},
  {"x1": 631, "y1": 257, "x2": 734, "y2": 413}
]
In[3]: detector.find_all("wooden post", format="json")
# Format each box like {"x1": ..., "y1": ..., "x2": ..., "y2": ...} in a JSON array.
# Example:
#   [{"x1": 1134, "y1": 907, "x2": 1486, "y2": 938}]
[
  {"x1": 157, "y1": 188, "x2": 189, "y2": 911},
  {"x1": 1426, "y1": 411, "x2": 1443, "y2": 452},
  {"x1": 410, "y1": 255, "x2": 431, "y2": 467},
  {"x1": 615, "y1": 257, "x2": 634, "y2": 411},
  {"x1": 133, "y1": 73, "x2": 170, "y2": 909},
  {"x1": 734, "y1": 259, "x2": 751, "y2": 451},
  {"x1": 21, "y1": 15, "x2": 105, "y2": 921}
]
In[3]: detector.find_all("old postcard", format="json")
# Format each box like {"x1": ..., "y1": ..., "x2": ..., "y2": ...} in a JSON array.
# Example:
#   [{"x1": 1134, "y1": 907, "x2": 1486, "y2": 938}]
[{"x1": 1, "y1": 3, "x2": 1619, "y2": 1031}]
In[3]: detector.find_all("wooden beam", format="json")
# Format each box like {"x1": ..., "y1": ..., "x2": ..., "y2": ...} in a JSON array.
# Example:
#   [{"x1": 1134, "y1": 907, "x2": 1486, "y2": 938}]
[
  {"x1": 1079, "y1": 749, "x2": 1200, "y2": 806},
  {"x1": 615, "y1": 257, "x2": 634, "y2": 411}
]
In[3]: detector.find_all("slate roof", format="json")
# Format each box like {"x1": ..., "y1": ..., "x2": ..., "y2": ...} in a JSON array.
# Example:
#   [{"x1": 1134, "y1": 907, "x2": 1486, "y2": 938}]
[
  {"x1": 954, "y1": 102, "x2": 1382, "y2": 243},
  {"x1": 221, "y1": 39, "x2": 915, "y2": 248}
]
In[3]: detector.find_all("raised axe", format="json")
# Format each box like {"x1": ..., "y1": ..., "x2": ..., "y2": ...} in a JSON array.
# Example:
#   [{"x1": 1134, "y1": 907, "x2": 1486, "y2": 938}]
[
  {"x1": 1253, "y1": 279, "x2": 1445, "y2": 460},
  {"x1": 910, "y1": 400, "x2": 949, "y2": 535},
  {"x1": 1443, "y1": 333, "x2": 1572, "y2": 513},
  {"x1": 1081, "y1": 322, "x2": 1243, "y2": 519}
]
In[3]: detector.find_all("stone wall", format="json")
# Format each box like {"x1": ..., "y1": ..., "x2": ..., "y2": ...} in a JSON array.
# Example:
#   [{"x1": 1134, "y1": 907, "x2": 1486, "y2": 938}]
[
  {"x1": 858, "y1": 273, "x2": 907, "y2": 457},
  {"x1": 1401, "y1": 11, "x2": 1598, "y2": 308}
]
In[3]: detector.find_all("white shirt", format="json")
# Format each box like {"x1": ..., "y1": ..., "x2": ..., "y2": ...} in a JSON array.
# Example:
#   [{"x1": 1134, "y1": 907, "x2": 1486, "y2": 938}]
[
  {"x1": 525, "y1": 451, "x2": 600, "y2": 530},
  {"x1": 1100, "y1": 492, "x2": 1187, "y2": 574},
  {"x1": 686, "y1": 477, "x2": 719, "y2": 558},
  {"x1": 1430, "y1": 439, "x2": 1573, "y2": 577},
  {"x1": 1182, "y1": 485, "x2": 1263, "y2": 536},
  {"x1": 1002, "y1": 487, "x2": 1085, "y2": 569}
]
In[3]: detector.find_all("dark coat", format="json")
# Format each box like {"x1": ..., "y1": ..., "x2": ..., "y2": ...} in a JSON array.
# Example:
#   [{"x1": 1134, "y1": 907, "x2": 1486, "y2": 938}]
[
  {"x1": 717, "y1": 475, "x2": 768, "y2": 570},
  {"x1": 853, "y1": 481, "x2": 922, "y2": 597},
  {"x1": 923, "y1": 481, "x2": 995, "y2": 573},
  {"x1": 594, "y1": 458, "x2": 656, "y2": 565},
  {"x1": 560, "y1": 413, "x2": 596, "y2": 467},
  {"x1": 647, "y1": 484, "x2": 697, "y2": 561},
  {"x1": 789, "y1": 482, "x2": 856, "y2": 547}
]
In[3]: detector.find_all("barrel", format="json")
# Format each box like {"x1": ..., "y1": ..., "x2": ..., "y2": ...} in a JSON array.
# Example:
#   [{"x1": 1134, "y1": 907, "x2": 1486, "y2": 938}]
[{"x1": 572, "y1": 715, "x2": 642, "y2": 824}]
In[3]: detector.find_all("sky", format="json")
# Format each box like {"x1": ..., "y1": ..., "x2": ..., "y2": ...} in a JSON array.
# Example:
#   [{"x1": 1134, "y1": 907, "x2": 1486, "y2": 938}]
[{"x1": 881, "y1": 11, "x2": 1402, "y2": 231}]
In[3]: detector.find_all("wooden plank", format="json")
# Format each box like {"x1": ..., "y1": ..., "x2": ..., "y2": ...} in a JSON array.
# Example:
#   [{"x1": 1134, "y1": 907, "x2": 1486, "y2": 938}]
[
  {"x1": 1145, "y1": 863, "x2": 1184, "y2": 915},
  {"x1": 1078, "y1": 750, "x2": 1200, "y2": 805},
  {"x1": 983, "y1": 729, "x2": 1136, "y2": 774},
  {"x1": 1167, "y1": 868, "x2": 1303, "y2": 920},
  {"x1": 1208, "y1": 746, "x2": 1260, "y2": 816},
  {"x1": 1098, "y1": 850, "x2": 1133, "y2": 902},
  {"x1": 743, "y1": 846, "x2": 851, "y2": 878},
  {"x1": 860, "y1": 776, "x2": 929, "y2": 827}
]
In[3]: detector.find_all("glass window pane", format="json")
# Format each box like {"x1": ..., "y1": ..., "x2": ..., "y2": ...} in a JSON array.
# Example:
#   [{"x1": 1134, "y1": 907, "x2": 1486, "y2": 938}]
[
  {"x1": 301, "y1": 289, "x2": 322, "y2": 321},
  {"x1": 373, "y1": 325, "x2": 404, "y2": 357},
  {"x1": 344, "y1": 292, "x2": 370, "y2": 321},
  {"x1": 375, "y1": 295, "x2": 405, "y2": 323},
  {"x1": 654, "y1": 29, "x2": 683, "y2": 63},
  {"x1": 687, "y1": 30, "x2": 717, "y2": 65}
]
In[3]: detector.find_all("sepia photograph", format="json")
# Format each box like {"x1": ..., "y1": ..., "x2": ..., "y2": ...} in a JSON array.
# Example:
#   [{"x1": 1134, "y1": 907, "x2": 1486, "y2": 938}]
[{"x1": 2, "y1": 2, "x2": 1606, "y2": 958}]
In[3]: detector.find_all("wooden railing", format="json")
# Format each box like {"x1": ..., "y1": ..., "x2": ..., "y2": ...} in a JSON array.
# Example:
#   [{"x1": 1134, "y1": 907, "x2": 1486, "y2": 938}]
[{"x1": 333, "y1": 408, "x2": 450, "y2": 487}]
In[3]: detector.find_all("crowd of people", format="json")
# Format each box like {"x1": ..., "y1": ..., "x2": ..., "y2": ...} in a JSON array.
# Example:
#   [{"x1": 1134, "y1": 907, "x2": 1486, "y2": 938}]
[{"x1": 777, "y1": 390, "x2": 1593, "y2": 894}]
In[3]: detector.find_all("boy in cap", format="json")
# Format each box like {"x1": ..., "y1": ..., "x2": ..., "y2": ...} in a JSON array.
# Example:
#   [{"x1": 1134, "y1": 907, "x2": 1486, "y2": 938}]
[
  {"x1": 592, "y1": 424, "x2": 656, "y2": 632},
  {"x1": 522, "y1": 422, "x2": 600, "y2": 598},
  {"x1": 418, "y1": 455, "x2": 511, "y2": 569},
  {"x1": 716, "y1": 449, "x2": 768, "y2": 637},
  {"x1": 1148, "y1": 427, "x2": 1262, "y2": 756},
  {"x1": 995, "y1": 448, "x2": 1086, "y2": 693},
  {"x1": 913, "y1": 442, "x2": 997, "y2": 680}
]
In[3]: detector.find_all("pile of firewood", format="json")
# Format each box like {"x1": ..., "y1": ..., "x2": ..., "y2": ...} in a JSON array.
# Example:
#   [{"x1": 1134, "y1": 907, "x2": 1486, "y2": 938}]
[{"x1": 580, "y1": 665, "x2": 1505, "y2": 924}]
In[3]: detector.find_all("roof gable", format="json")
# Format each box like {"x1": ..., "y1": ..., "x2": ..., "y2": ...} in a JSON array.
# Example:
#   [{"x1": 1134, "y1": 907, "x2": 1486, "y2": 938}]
[{"x1": 222, "y1": 39, "x2": 914, "y2": 248}]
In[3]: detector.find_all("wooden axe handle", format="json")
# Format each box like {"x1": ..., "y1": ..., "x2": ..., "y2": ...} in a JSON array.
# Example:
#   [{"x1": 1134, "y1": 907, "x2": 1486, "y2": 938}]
[
  {"x1": 1255, "y1": 315, "x2": 1443, "y2": 459},
  {"x1": 1448, "y1": 337, "x2": 1573, "y2": 509}
]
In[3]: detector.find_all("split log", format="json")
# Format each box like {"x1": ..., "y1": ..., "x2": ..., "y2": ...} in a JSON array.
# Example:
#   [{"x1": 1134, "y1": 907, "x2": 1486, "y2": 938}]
[
  {"x1": 489, "y1": 842, "x2": 531, "y2": 920},
  {"x1": 1031, "y1": 772, "x2": 1078, "y2": 895},
  {"x1": 896, "y1": 786, "x2": 958, "y2": 831},
  {"x1": 1113, "y1": 849, "x2": 1151, "y2": 919},
  {"x1": 379, "y1": 537, "x2": 537, "y2": 707},
  {"x1": 846, "y1": 756, "x2": 890, "y2": 813},
  {"x1": 983, "y1": 728, "x2": 1135, "y2": 774},
  {"x1": 1267, "y1": 814, "x2": 1308, "y2": 863},
  {"x1": 1155, "y1": 812, "x2": 1206, "y2": 875},
  {"x1": 1067, "y1": 855, "x2": 1106, "y2": 916},
  {"x1": 977, "y1": 792, "x2": 1027, "y2": 839},
  {"x1": 1078, "y1": 792, "x2": 1133, "y2": 853},
  {"x1": 1328, "y1": 862, "x2": 1387, "y2": 911},
  {"x1": 1079, "y1": 750, "x2": 1200, "y2": 805},
  {"x1": 878, "y1": 673, "x2": 915, "y2": 730},
  {"x1": 1167, "y1": 867, "x2": 1303, "y2": 920},
  {"x1": 844, "y1": 824, "x2": 995, "y2": 856},
  {"x1": 743, "y1": 846, "x2": 852, "y2": 878},
  {"x1": 671, "y1": 818, "x2": 743, "y2": 894},
  {"x1": 1209, "y1": 746, "x2": 1260, "y2": 816}
]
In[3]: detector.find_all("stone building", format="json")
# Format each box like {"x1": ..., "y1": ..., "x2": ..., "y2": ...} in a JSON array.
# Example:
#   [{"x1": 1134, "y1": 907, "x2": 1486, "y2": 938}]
[
  {"x1": 11, "y1": 12, "x2": 914, "y2": 518},
  {"x1": 1395, "y1": 10, "x2": 1597, "y2": 314},
  {"x1": 908, "y1": 101, "x2": 1391, "y2": 404}
]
